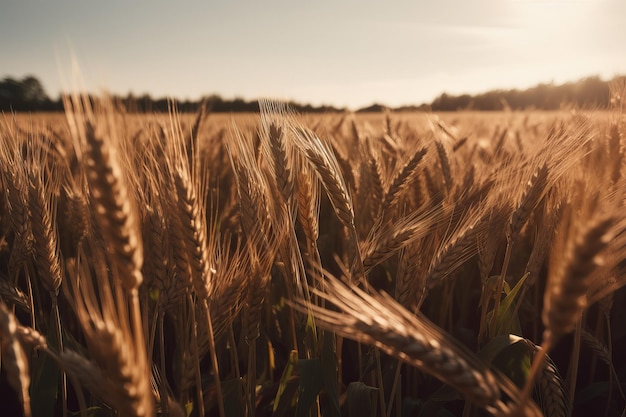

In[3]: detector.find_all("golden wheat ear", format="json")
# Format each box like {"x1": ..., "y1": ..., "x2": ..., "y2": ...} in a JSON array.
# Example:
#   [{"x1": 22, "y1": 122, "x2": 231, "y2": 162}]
[
  {"x1": 543, "y1": 212, "x2": 614, "y2": 346},
  {"x1": 0, "y1": 301, "x2": 32, "y2": 417},
  {"x1": 82, "y1": 119, "x2": 144, "y2": 291},
  {"x1": 63, "y1": 243, "x2": 155, "y2": 417},
  {"x1": 381, "y1": 145, "x2": 428, "y2": 210},
  {"x1": 289, "y1": 124, "x2": 364, "y2": 281},
  {"x1": 295, "y1": 162, "x2": 321, "y2": 246},
  {"x1": 25, "y1": 134, "x2": 63, "y2": 294},
  {"x1": 360, "y1": 204, "x2": 443, "y2": 275},
  {"x1": 259, "y1": 100, "x2": 296, "y2": 207},
  {"x1": 0, "y1": 131, "x2": 33, "y2": 281}
]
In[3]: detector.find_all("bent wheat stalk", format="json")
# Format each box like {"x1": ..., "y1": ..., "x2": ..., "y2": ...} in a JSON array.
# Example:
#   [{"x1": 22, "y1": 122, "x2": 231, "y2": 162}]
[{"x1": 290, "y1": 275, "x2": 541, "y2": 416}]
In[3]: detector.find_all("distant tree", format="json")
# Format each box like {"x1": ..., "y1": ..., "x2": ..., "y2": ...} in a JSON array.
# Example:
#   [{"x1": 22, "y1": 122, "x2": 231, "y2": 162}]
[
  {"x1": 0, "y1": 77, "x2": 25, "y2": 110},
  {"x1": 431, "y1": 93, "x2": 453, "y2": 111},
  {"x1": 356, "y1": 103, "x2": 388, "y2": 113},
  {"x1": 21, "y1": 76, "x2": 48, "y2": 103},
  {"x1": 0, "y1": 75, "x2": 57, "y2": 111},
  {"x1": 574, "y1": 76, "x2": 609, "y2": 107}
]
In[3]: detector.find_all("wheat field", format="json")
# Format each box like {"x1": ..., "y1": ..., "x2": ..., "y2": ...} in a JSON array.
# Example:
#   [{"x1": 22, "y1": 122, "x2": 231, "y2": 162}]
[{"x1": 0, "y1": 97, "x2": 625, "y2": 417}]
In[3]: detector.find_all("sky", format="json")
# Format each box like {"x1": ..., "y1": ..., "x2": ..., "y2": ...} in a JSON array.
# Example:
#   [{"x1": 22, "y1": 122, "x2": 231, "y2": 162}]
[{"x1": 1, "y1": 0, "x2": 625, "y2": 109}]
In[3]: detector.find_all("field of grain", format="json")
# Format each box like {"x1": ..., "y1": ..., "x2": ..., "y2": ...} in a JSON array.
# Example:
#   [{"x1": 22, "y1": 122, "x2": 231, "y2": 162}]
[{"x1": 0, "y1": 99, "x2": 625, "y2": 417}]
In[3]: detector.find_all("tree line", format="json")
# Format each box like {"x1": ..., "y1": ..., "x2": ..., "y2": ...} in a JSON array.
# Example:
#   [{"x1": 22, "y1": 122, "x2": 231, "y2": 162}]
[
  {"x1": 0, "y1": 76, "x2": 343, "y2": 113},
  {"x1": 1, "y1": 74, "x2": 624, "y2": 113},
  {"x1": 426, "y1": 75, "x2": 624, "y2": 111}
]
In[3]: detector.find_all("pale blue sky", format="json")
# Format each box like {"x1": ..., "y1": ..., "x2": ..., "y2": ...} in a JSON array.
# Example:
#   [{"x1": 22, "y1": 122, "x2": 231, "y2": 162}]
[{"x1": 1, "y1": 0, "x2": 625, "y2": 109}]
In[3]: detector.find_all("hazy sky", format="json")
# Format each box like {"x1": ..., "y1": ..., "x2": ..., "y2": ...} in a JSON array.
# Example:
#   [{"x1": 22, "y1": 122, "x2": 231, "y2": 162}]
[{"x1": 2, "y1": 0, "x2": 625, "y2": 109}]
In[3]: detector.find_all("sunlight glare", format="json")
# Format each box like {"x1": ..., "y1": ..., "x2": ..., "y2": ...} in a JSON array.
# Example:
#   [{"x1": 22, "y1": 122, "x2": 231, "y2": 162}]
[{"x1": 510, "y1": 0, "x2": 595, "y2": 31}]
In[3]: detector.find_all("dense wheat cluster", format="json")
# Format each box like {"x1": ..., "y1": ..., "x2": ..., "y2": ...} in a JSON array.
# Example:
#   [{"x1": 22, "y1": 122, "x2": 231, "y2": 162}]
[{"x1": 1, "y1": 96, "x2": 626, "y2": 417}]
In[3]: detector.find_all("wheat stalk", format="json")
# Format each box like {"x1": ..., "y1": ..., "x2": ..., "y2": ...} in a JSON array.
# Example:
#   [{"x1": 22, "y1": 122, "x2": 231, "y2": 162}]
[{"x1": 26, "y1": 153, "x2": 62, "y2": 293}]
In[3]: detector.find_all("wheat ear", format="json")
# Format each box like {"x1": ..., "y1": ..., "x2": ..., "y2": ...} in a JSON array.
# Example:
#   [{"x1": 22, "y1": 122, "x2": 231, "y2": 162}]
[
  {"x1": 64, "y1": 249, "x2": 154, "y2": 417},
  {"x1": 25, "y1": 135, "x2": 70, "y2": 414},
  {"x1": 0, "y1": 301, "x2": 31, "y2": 417},
  {"x1": 356, "y1": 140, "x2": 385, "y2": 230},
  {"x1": 292, "y1": 126, "x2": 356, "y2": 232},
  {"x1": 83, "y1": 120, "x2": 143, "y2": 291},
  {"x1": 519, "y1": 338, "x2": 569, "y2": 417},
  {"x1": 425, "y1": 209, "x2": 485, "y2": 291},
  {"x1": 395, "y1": 243, "x2": 428, "y2": 310},
  {"x1": 259, "y1": 101, "x2": 294, "y2": 205},
  {"x1": 0, "y1": 277, "x2": 30, "y2": 312},
  {"x1": 168, "y1": 109, "x2": 225, "y2": 417},
  {"x1": 27, "y1": 158, "x2": 62, "y2": 293},
  {"x1": 296, "y1": 165, "x2": 320, "y2": 245},
  {"x1": 361, "y1": 206, "x2": 442, "y2": 275},
  {"x1": 543, "y1": 216, "x2": 613, "y2": 343},
  {"x1": 382, "y1": 146, "x2": 427, "y2": 210},
  {"x1": 0, "y1": 138, "x2": 33, "y2": 278},
  {"x1": 291, "y1": 125, "x2": 364, "y2": 279},
  {"x1": 607, "y1": 123, "x2": 623, "y2": 185},
  {"x1": 518, "y1": 213, "x2": 614, "y2": 411},
  {"x1": 434, "y1": 139, "x2": 453, "y2": 193},
  {"x1": 141, "y1": 201, "x2": 175, "y2": 304}
]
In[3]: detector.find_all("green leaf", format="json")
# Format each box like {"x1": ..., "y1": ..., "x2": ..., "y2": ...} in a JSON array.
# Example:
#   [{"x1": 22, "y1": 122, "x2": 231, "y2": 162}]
[
  {"x1": 273, "y1": 350, "x2": 299, "y2": 417},
  {"x1": 296, "y1": 358, "x2": 324, "y2": 417},
  {"x1": 492, "y1": 339, "x2": 532, "y2": 388},
  {"x1": 346, "y1": 381, "x2": 377, "y2": 417},
  {"x1": 305, "y1": 313, "x2": 319, "y2": 355},
  {"x1": 488, "y1": 272, "x2": 529, "y2": 337},
  {"x1": 477, "y1": 334, "x2": 525, "y2": 364},
  {"x1": 184, "y1": 401, "x2": 193, "y2": 417},
  {"x1": 479, "y1": 335, "x2": 532, "y2": 389}
]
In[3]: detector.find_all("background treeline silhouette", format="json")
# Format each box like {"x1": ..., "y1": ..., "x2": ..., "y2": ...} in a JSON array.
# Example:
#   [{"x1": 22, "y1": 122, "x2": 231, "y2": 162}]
[
  {"x1": 1, "y1": 74, "x2": 624, "y2": 113},
  {"x1": 0, "y1": 76, "x2": 342, "y2": 113},
  {"x1": 426, "y1": 75, "x2": 624, "y2": 111}
]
